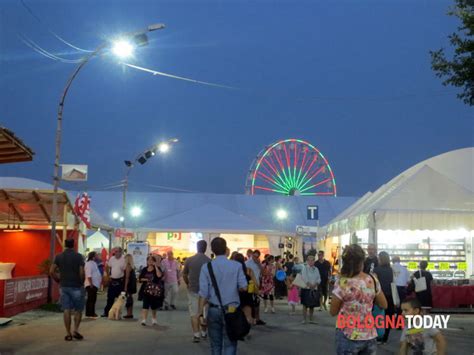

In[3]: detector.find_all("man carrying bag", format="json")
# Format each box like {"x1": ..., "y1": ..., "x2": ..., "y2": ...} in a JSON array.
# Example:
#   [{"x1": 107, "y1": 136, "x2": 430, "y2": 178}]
[{"x1": 198, "y1": 237, "x2": 249, "y2": 355}]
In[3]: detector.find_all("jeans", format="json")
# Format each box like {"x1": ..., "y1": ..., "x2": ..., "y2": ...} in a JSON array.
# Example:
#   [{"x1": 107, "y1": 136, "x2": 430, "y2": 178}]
[
  {"x1": 104, "y1": 278, "x2": 123, "y2": 316},
  {"x1": 60, "y1": 287, "x2": 85, "y2": 311},
  {"x1": 85, "y1": 286, "x2": 98, "y2": 316},
  {"x1": 207, "y1": 307, "x2": 237, "y2": 355},
  {"x1": 164, "y1": 283, "x2": 178, "y2": 307},
  {"x1": 335, "y1": 329, "x2": 377, "y2": 355}
]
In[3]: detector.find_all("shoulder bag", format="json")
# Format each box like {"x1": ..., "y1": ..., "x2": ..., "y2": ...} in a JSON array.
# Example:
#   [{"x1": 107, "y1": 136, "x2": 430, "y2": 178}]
[
  {"x1": 207, "y1": 262, "x2": 250, "y2": 342},
  {"x1": 414, "y1": 270, "x2": 427, "y2": 292}
]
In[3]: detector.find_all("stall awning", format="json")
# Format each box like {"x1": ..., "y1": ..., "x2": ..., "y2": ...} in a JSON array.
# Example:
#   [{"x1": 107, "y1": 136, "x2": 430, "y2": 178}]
[
  {"x1": 0, "y1": 189, "x2": 72, "y2": 226},
  {"x1": 0, "y1": 127, "x2": 34, "y2": 164}
]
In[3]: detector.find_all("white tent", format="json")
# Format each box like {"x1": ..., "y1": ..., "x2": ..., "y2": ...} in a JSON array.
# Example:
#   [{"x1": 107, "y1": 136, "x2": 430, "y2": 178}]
[
  {"x1": 327, "y1": 147, "x2": 474, "y2": 235},
  {"x1": 326, "y1": 147, "x2": 474, "y2": 278},
  {"x1": 86, "y1": 231, "x2": 110, "y2": 250}
]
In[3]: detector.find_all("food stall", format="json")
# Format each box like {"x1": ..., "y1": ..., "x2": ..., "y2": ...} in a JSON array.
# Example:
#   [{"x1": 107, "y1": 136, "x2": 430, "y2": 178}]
[
  {"x1": 0, "y1": 187, "x2": 79, "y2": 317},
  {"x1": 326, "y1": 150, "x2": 474, "y2": 309}
]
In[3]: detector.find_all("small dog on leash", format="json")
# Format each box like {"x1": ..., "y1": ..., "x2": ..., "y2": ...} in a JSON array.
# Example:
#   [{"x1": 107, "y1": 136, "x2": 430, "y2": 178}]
[{"x1": 108, "y1": 292, "x2": 126, "y2": 320}]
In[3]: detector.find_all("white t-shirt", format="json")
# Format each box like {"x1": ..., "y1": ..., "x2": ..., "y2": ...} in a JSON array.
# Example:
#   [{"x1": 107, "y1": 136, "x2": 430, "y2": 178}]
[
  {"x1": 392, "y1": 262, "x2": 410, "y2": 286},
  {"x1": 84, "y1": 260, "x2": 102, "y2": 288},
  {"x1": 108, "y1": 256, "x2": 126, "y2": 279}
]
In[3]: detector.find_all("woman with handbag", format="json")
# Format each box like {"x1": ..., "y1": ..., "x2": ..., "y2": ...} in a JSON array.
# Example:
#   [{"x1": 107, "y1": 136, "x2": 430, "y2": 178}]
[
  {"x1": 260, "y1": 255, "x2": 276, "y2": 313},
  {"x1": 330, "y1": 244, "x2": 387, "y2": 355},
  {"x1": 300, "y1": 255, "x2": 321, "y2": 324},
  {"x1": 409, "y1": 261, "x2": 433, "y2": 309},
  {"x1": 138, "y1": 255, "x2": 163, "y2": 326}
]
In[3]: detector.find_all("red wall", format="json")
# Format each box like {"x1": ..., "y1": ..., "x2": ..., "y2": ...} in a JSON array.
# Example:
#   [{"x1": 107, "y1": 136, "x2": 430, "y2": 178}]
[{"x1": 0, "y1": 230, "x2": 62, "y2": 277}]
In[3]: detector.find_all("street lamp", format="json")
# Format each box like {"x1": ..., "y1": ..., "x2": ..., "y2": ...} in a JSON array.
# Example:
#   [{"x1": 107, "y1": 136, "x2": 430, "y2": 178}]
[
  {"x1": 130, "y1": 206, "x2": 142, "y2": 218},
  {"x1": 276, "y1": 209, "x2": 288, "y2": 220},
  {"x1": 121, "y1": 138, "x2": 178, "y2": 228},
  {"x1": 48, "y1": 23, "x2": 166, "y2": 302}
]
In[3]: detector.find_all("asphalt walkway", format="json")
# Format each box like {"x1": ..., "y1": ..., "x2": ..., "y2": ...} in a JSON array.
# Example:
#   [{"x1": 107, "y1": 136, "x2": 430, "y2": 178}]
[{"x1": 1, "y1": 287, "x2": 473, "y2": 354}]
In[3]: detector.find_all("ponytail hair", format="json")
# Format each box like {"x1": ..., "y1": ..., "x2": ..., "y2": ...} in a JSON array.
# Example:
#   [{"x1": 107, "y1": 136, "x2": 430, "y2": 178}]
[{"x1": 341, "y1": 244, "x2": 365, "y2": 278}]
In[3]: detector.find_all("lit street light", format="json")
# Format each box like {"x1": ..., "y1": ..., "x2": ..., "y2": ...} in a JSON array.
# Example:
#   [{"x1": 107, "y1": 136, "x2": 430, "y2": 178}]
[
  {"x1": 121, "y1": 138, "x2": 178, "y2": 229},
  {"x1": 111, "y1": 40, "x2": 135, "y2": 59},
  {"x1": 130, "y1": 206, "x2": 142, "y2": 218},
  {"x1": 48, "y1": 23, "x2": 165, "y2": 302},
  {"x1": 112, "y1": 211, "x2": 120, "y2": 220},
  {"x1": 276, "y1": 209, "x2": 288, "y2": 220}
]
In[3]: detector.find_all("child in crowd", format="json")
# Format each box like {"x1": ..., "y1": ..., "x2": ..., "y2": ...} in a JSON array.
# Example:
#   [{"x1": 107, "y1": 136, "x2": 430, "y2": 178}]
[
  {"x1": 286, "y1": 273, "x2": 299, "y2": 315},
  {"x1": 399, "y1": 298, "x2": 446, "y2": 355}
]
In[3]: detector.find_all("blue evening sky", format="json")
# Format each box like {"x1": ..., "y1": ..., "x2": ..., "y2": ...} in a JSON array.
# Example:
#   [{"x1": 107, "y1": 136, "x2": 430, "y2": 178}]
[{"x1": 0, "y1": 0, "x2": 472, "y2": 197}]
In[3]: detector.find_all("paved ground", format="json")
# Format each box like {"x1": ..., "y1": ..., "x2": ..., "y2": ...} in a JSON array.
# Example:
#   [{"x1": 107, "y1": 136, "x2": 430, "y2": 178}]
[{"x1": 1, "y1": 287, "x2": 473, "y2": 354}]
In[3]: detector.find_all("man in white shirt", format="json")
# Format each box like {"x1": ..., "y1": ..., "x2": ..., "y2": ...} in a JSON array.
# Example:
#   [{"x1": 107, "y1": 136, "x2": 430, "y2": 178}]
[
  {"x1": 101, "y1": 247, "x2": 126, "y2": 317},
  {"x1": 84, "y1": 251, "x2": 102, "y2": 318},
  {"x1": 392, "y1": 256, "x2": 409, "y2": 304}
]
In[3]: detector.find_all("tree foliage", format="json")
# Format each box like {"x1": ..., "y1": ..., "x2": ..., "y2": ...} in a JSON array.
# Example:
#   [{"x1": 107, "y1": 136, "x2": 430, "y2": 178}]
[{"x1": 430, "y1": 0, "x2": 474, "y2": 106}]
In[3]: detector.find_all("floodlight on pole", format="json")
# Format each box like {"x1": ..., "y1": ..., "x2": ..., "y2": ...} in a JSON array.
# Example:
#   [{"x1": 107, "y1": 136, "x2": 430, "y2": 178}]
[
  {"x1": 158, "y1": 142, "x2": 170, "y2": 154},
  {"x1": 111, "y1": 40, "x2": 135, "y2": 59},
  {"x1": 276, "y1": 209, "x2": 288, "y2": 220},
  {"x1": 112, "y1": 212, "x2": 120, "y2": 220},
  {"x1": 48, "y1": 22, "x2": 166, "y2": 303},
  {"x1": 130, "y1": 206, "x2": 142, "y2": 218}
]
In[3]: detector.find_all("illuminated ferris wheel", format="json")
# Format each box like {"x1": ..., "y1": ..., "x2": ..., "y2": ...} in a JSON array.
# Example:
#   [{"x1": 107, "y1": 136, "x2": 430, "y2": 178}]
[{"x1": 245, "y1": 139, "x2": 337, "y2": 196}]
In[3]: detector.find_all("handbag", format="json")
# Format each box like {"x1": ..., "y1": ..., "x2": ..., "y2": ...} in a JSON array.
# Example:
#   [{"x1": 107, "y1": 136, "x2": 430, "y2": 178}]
[
  {"x1": 207, "y1": 262, "x2": 250, "y2": 342},
  {"x1": 292, "y1": 273, "x2": 307, "y2": 288},
  {"x1": 391, "y1": 282, "x2": 400, "y2": 307},
  {"x1": 414, "y1": 270, "x2": 427, "y2": 292},
  {"x1": 305, "y1": 289, "x2": 320, "y2": 308},
  {"x1": 369, "y1": 274, "x2": 385, "y2": 338}
]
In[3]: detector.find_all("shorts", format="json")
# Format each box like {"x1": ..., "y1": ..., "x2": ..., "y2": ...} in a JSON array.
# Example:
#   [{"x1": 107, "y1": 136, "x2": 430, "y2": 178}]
[
  {"x1": 335, "y1": 329, "x2": 376, "y2": 355},
  {"x1": 320, "y1": 282, "x2": 328, "y2": 297},
  {"x1": 187, "y1": 291, "x2": 199, "y2": 317},
  {"x1": 60, "y1": 287, "x2": 85, "y2": 311},
  {"x1": 262, "y1": 294, "x2": 274, "y2": 301},
  {"x1": 142, "y1": 295, "x2": 161, "y2": 310}
]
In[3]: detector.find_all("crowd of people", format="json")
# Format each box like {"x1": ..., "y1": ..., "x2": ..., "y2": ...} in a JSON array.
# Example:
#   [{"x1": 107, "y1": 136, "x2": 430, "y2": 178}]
[{"x1": 49, "y1": 238, "x2": 446, "y2": 354}]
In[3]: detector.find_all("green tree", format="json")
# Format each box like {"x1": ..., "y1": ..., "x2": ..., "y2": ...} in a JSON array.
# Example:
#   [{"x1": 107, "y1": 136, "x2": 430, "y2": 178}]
[{"x1": 430, "y1": 0, "x2": 474, "y2": 106}]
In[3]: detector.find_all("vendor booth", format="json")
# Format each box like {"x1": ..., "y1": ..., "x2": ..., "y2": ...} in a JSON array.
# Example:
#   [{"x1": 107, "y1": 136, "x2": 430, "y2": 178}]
[
  {"x1": 326, "y1": 148, "x2": 474, "y2": 309},
  {"x1": 0, "y1": 184, "x2": 81, "y2": 317}
]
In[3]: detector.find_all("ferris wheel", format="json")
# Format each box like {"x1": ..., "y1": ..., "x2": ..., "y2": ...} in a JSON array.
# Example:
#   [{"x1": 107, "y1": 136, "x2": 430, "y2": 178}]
[{"x1": 245, "y1": 139, "x2": 337, "y2": 196}]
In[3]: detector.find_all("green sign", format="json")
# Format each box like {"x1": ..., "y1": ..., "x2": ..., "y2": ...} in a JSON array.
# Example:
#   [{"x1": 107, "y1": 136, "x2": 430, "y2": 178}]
[
  {"x1": 439, "y1": 262, "x2": 450, "y2": 271},
  {"x1": 407, "y1": 262, "x2": 418, "y2": 270},
  {"x1": 457, "y1": 262, "x2": 467, "y2": 271},
  {"x1": 427, "y1": 262, "x2": 435, "y2": 270}
]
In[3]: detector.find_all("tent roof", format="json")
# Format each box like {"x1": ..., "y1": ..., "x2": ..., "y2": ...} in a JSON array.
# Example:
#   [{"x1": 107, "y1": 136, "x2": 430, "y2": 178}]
[
  {"x1": 89, "y1": 190, "x2": 357, "y2": 234},
  {"x1": 143, "y1": 203, "x2": 275, "y2": 233},
  {"x1": 327, "y1": 149, "x2": 474, "y2": 233},
  {"x1": 0, "y1": 127, "x2": 34, "y2": 164},
  {"x1": 0, "y1": 188, "x2": 71, "y2": 226}
]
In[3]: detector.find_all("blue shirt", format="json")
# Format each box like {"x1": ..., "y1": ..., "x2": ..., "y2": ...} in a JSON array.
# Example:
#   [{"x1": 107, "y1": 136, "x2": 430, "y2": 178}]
[{"x1": 199, "y1": 256, "x2": 248, "y2": 307}]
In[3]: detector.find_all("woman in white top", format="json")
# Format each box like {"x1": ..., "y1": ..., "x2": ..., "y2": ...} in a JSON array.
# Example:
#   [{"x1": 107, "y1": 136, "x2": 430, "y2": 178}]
[{"x1": 84, "y1": 251, "x2": 102, "y2": 318}]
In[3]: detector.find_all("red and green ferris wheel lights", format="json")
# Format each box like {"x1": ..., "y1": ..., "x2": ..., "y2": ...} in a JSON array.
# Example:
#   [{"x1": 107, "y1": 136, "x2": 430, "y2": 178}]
[{"x1": 248, "y1": 139, "x2": 337, "y2": 196}]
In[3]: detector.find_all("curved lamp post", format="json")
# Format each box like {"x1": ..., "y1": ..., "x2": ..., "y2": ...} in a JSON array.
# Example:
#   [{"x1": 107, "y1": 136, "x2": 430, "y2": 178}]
[{"x1": 48, "y1": 24, "x2": 165, "y2": 302}]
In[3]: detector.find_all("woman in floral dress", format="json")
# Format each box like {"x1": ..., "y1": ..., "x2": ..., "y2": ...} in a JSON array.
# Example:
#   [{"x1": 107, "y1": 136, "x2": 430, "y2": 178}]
[
  {"x1": 260, "y1": 255, "x2": 276, "y2": 313},
  {"x1": 330, "y1": 244, "x2": 387, "y2": 355}
]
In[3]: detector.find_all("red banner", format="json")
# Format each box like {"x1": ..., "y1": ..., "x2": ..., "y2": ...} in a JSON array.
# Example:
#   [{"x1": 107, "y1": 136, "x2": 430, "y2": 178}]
[
  {"x1": 114, "y1": 228, "x2": 134, "y2": 238},
  {"x1": 3, "y1": 276, "x2": 48, "y2": 308}
]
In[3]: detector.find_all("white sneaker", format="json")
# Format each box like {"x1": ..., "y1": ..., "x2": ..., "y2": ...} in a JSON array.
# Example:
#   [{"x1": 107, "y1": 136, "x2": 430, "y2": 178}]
[
  {"x1": 152, "y1": 319, "x2": 158, "y2": 326},
  {"x1": 141, "y1": 320, "x2": 146, "y2": 326},
  {"x1": 271, "y1": 308, "x2": 276, "y2": 313},
  {"x1": 264, "y1": 307, "x2": 269, "y2": 313},
  {"x1": 301, "y1": 320, "x2": 307, "y2": 324}
]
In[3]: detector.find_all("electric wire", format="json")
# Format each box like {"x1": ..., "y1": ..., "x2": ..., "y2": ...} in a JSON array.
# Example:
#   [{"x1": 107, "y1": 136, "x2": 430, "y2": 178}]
[
  {"x1": 18, "y1": 33, "x2": 84, "y2": 63},
  {"x1": 20, "y1": 0, "x2": 93, "y2": 53},
  {"x1": 122, "y1": 62, "x2": 239, "y2": 90}
]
